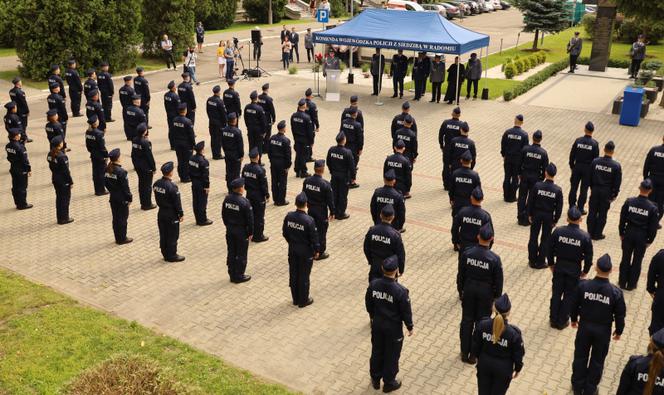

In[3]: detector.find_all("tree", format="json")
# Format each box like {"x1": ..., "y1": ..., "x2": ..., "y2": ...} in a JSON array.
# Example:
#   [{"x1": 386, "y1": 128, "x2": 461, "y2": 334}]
[
  {"x1": 197, "y1": 0, "x2": 237, "y2": 30},
  {"x1": 243, "y1": 0, "x2": 287, "y2": 23},
  {"x1": 90, "y1": 0, "x2": 143, "y2": 73},
  {"x1": 142, "y1": 0, "x2": 196, "y2": 58},
  {"x1": 616, "y1": 0, "x2": 664, "y2": 23},
  {"x1": 513, "y1": 0, "x2": 569, "y2": 49}
]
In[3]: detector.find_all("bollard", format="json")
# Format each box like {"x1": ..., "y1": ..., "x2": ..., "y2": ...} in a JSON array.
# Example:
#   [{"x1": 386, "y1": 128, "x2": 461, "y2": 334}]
[{"x1": 499, "y1": 38, "x2": 503, "y2": 55}]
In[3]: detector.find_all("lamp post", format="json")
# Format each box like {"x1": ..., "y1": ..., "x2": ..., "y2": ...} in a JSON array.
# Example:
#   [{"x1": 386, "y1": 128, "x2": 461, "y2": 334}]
[
  {"x1": 268, "y1": 0, "x2": 273, "y2": 24},
  {"x1": 348, "y1": 0, "x2": 354, "y2": 84}
]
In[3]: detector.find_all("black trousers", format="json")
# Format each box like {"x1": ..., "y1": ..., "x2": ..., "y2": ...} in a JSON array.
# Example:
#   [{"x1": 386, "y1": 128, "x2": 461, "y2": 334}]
[
  {"x1": 431, "y1": 81, "x2": 442, "y2": 102},
  {"x1": 191, "y1": 182, "x2": 209, "y2": 224},
  {"x1": 331, "y1": 175, "x2": 349, "y2": 217},
  {"x1": 587, "y1": 188, "x2": 611, "y2": 238},
  {"x1": 477, "y1": 355, "x2": 513, "y2": 395},
  {"x1": 248, "y1": 133, "x2": 265, "y2": 157},
  {"x1": 571, "y1": 322, "x2": 611, "y2": 395},
  {"x1": 570, "y1": 55, "x2": 579, "y2": 72},
  {"x1": 413, "y1": 78, "x2": 426, "y2": 99},
  {"x1": 466, "y1": 79, "x2": 479, "y2": 97},
  {"x1": 10, "y1": 170, "x2": 28, "y2": 208},
  {"x1": 306, "y1": 47, "x2": 314, "y2": 62},
  {"x1": 209, "y1": 124, "x2": 223, "y2": 159},
  {"x1": 226, "y1": 228, "x2": 249, "y2": 281},
  {"x1": 294, "y1": 142, "x2": 308, "y2": 176},
  {"x1": 528, "y1": 214, "x2": 553, "y2": 265},
  {"x1": 370, "y1": 325, "x2": 403, "y2": 386},
  {"x1": 460, "y1": 282, "x2": 492, "y2": 356},
  {"x1": 619, "y1": 230, "x2": 648, "y2": 289},
  {"x1": 141, "y1": 104, "x2": 150, "y2": 126},
  {"x1": 502, "y1": 160, "x2": 520, "y2": 201},
  {"x1": 393, "y1": 76, "x2": 404, "y2": 97},
  {"x1": 249, "y1": 197, "x2": 266, "y2": 238},
  {"x1": 167, "y1": 117, "x2": 175, "y2": 150},
  {"x1": 550, "y1": 270, "x2": 579, "y2": 326},
  {"x1": 70, "y1": 89, "x2": 82, "y2": 116},
  {"x1": 630, "y1": 59, "x2": 643, "y2": 78},
  {"x1": 186, "y1": 111, "x2": 195, "y2": 125},
  {"x1": 158, "y1": 212, "x2": 179, "y2": 259},
  {"x1": 61, "y1": 121, "x2": 68, "y2": 148},
  {"x1": 163, "y1": 50, "x2": 177, "y2": 69},
  {"x1": 452, "y1": 199, "x2": 470, "y2": 217},
  {"x1": 569, "y1": 164, "x2": 591, "y2": 211},
  {"x1": 271, "y1": 165, "x2": 288, "y2": 204},
  {"x1": 253, "y1": 44, "x2": 262, "y2": 61},
  {"x1": 372, "y1": 74, "x2": 382, "y2": 95},
  {"x1": 650, "y1": 292, "x2": 664, "y2": 335},
  {"x1": 290, "y1": 44, "x2": 299, "y2": 62},
  {"x1": 308, "y1": 206, "x2": 329, "y2": 253},
  {"x1": 137, "y1": 170, "x2": 153, "y2": 208},
  {"x1": 110, "y1": 200, "x2": 129, "y2": 242},
  {"x1": 54, "y1": 184, "x2": 71, "y2": 222},
  {"x1": 224, "y1": 157, "x2": 241, "y2": 191},
  {"x1": 650, "y1": 183, "x2": 664, "y2": 221},
  {"x1": 517, "y1": 176, "x2": 538, "y2": 221},
  {"x1": 175, "y1": 147, "x2": 192, "y2": 182},
  {"x1": 91, "y1": 158, "x2": 106, "y2": 195},
  {"x1": 442, "y1": 152, "x2": 451, "y2": 190},
  {"x1": 288, "y1": 248, "x2": 314, "y2": 305},
  {"x1": 102, "y1": 94, "x2": 113, "y2": 120},
  {"x1": 19, "y1": 114, "x2": 28, "y2": 134}
]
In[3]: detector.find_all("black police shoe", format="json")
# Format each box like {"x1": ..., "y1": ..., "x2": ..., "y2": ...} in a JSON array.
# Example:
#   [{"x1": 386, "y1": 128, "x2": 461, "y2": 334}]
[
  {"x1": 147, "y1": 125, "x2": 153, "y2": 129},
  {"x1": 337, "y1": 213, "x2": 350, "y2": 220},
  {"x1": 106, "y1": 118, "x2": 115, "y2": 122},
  {"x1": 315, "y1": 252, "x2": 329, "y2": 260},
  {"x1": 166, "y1": 255, "x2": 185, "y2": 262},
  {"x1": 58, "y1": 218, "x2": 75, "y2": 225},
  {"x1": 399, "y1": 228, "x2": 406, "y2": 234},
  {"x1": 302, "y1": 172, "x2": 312, "y2": 177},
  {"x1": 95, "y1": 191, "x2": 109, "y2": 196},
  {"x1": 180, "y1": 179, "x2": 191, "y2": 183},
  {"x1": 391, "y1": 94, "x2": 398, "y2": 98},
  {"x1": 592, "y1": 234, "x2": 606, "y2": 241},
  {"x1": 403, "y1": 192, "x2": 412, "y2": 199},
  {"x1": 252, "y1": 236, "x2": 269, "y2": 243},
  {"x1": 382, "y1": 380, "x2": 401, "y2": 393},
  {"x1": 73, "y1": 113, "x2": 83, "y2": 117},
  {"x1": 26, "y1": 138, "x2": 33, "y2": 143},
  {"x1": 348, "y1": 183, "x2": 360, "y2": 189},
  {"x1": 17, "y1": 204, "x2": 33, "y2": 210},
  {"x1": 306, "y1": 158, "x2": 315, "y2": 163},
  {"x1": 141, "y1": 204, "x2": 157, "y2": 210},
  {"x1": 518, "y1": 220, "x2": 530, "y2": 227},
  {"x1": 371, "y1": 378, "x2": 381, "y2": 390},
  {"x1": 197, "y1": 219, "x2": 213, "y2": 226},
  {"x1": 116, "y1": 237, "x2": 134, "y2": 245},
  {"x1": 298, "y1": 297, "x2": 314, "y2": 308},
  {"x1": 581, "y1": 209, "x2": 588, "y2": 215},
  {"x1": 232, "y1": 275, "x2": 251, "y2": 284},
  {"x1": 275, "y1": 201, "x2": 290, "y2": 206}
]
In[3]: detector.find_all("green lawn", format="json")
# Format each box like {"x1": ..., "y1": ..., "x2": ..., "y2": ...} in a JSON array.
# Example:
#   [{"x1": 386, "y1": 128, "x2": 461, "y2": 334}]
[
  {"x1": 0, "y1": 269, "x2": 292, "y2": 394},
  {"x1": 0, "y1": 47, "x2": 16, "y2": 57},
  {"x1": 208, "y1": 19, "x2": 316, "y2": 35}
]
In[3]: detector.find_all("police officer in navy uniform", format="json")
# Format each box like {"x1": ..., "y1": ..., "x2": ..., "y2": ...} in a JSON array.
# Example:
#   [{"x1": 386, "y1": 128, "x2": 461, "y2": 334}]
[
  {"x1": 587, "y1": 141, "x2": 622, "y2": 240},
  {"x1": 243, "y1": 148, "x2": 270, "y2": 242},
  {"x1": 619, "y1": 179, "x2": 660, "y2": 290},
  {"x1": 340, "y1": 107, "x2": 363, "y2": 187},
  {"x1": 222, "y1": 178, "x2": 254, "y2": 284},
  {"x1": 327, "y1": 132, "x2": 355, "y2": 220},
  {"x1": 304, "y1": 89, "x2": 319, "y2": 162},
  {"x1": 5, "y1": 128, "x2": 32, "y2": 210},
  {"x1": 439, "y1": 107, "x2": 463, "y2": 190},
  {"x1": 207, "y1": 85, "x2": 227, "y2": 160},
  {"x1": 85, "y1": 115, "x2": 109, "y2": 196},
  {"x1": 390, "y1": 101, "x2": 417, "y2": 140},
  {"x1": 119, "y1": 75, "x2": 135, "y2": 111},
  {"x1": 268, "y1": 120, "x2": 292, "y2": 206},
  {"x1": 501, "y1": 114, "x2": 528, "y2": 203},
  {"x1": 131, "y1": 123, "x2": 156, "y2": 210},
  {"x1": 223, "y1": 78, "x2": 242, "y2": 119},
  {"x1": 547, "y1": 206, "x2": 593, "y2": 329},
  {"x1": 104, "y1": 148, "x2": 133, "y2": 245},
  {"x1": 244, "y1": 91, "x2": 268, "y2": 162},
  {"x1": 222, "y1": 112, "x2": 245, "y2": 192},
  {"x1": 371, "y1": 170, "x2": 406, "y2": 233},
  {"x1": 134, "y1": 67, "x2": 151, "y2": 127},
  {"x1": 64, "y1": 59, "x2": 83, "y2": 117},
  {"x1": 47, "y1": 83, "x2": 69, "y2": 146},
  {"x1": 365, "y1": 255, "x2": 413, "y2": 393},
  {"x1": 449, "y1": 150, "x2": 481, "y2": 217},
  {"x1": 83, "y1": 68, "x2": 97, "y2": 99},
  {"x1": 384, "y1": 140, "x2": 413, "y2": 199},
  {"x1": 644, "y1": 135, "x2": 664, "y2": 227},
  {"x1": 570, "y1": 254, "x2": 626, "y2": 395},
  {"x1": 9, "y1": 77, "x2": 32, "y2": 142},
  {"x1": 45, "y1": 109, "x2": 64, "y2": 147},
  {"x1": 124, "y1": 94, "x2": 146, "y2": 141},
  {"x1": 341, "y1": 95, "x2": 364, "y2": 130},
  {"x1": 85, "y1": 88, "x2": 106, "y2": 132},
  {"x1": 303, "y1": 160, "x2": 334, "y2": 260},
  {"x1": 291, "y1": 99, "x2": 314, "y2": 178},
  {"x1": 364, "y1": 205, "x2": 406, "y2": 282},
  {"x1": 390, "y1": 49, "x2": 409, "y2": 99},
  {"x1": 569, "y1": 121, "x2": 600, "y2": 215},
  {"x1": 470, "y1": 294, "x2": 525, "y2": 395},
  {"x1": 258, "y1": 83, "x2": 276, "y2": 144},
  {"x1": 47, "y1": 136, "x2": 74, "y2": 224},
  {"x1": 617, "y1": 327, "x2": 664, "y2": 395},
  {"x1": 458, "y1": 224, "x2": 503, "y2": 364},
  {"x1": 518, "y1": 129, "x2": 548, "y2": 226},
  {"x1": 393, "y1": 115, "x2": 417, "y2": 168},
  {"x1": 648, "y1": 250, "x2": 664, "y2": 335},
  {"x1": 447, "y1": 122, "x2": 476, "y2": 181},
  {"x1": 178, "y1": 72, "x2": 197, "y2": 124},
  {"x1": 97, "y1": 61, "x2": 114, "y2": 122},
  {"x1": 172, "y1": 103, "x2": 196, "y2": 183},
  {"x1": 153, "y1": 162, "x2": 185, "y2": 262},
  {"x1": 189, "y1": 141, "x2": 212, "y2": 226},
  {"x1": 164, "y1": 80, "x2": 180, "y2": 150},
  {"x1": 283, "y1": 192, "x2": 320, "y2": 308},
  {"x1": 452, "y1": 186, "x2": 492, "y2": 253},
  {"x1": 48, "y1": 65, "x2": 66, "y2": 101},
  {"x1": 4, "y1": 102, "x2": 23, "y2": 142},
  {"x1": 526, "y1": 163, "x2": 563, "y2": 269}
]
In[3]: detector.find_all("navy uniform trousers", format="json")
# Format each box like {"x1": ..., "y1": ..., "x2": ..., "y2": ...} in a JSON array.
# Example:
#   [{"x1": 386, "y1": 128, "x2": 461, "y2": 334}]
[
  {"x1": 517, "y1": 176, "x2": 538, "y2": 222},
  {"x1": 270, "y1": 164, "x2": 288, "y2": 204},
  {"x1": 528, "y1": 214, "x2": 553, "y2": 265},
  {"x1": 224, "y1": 157, "x2": 241, "y2": 191},
  {"x1": 550, "y1": 267, "x2": 579, "y2": 326},
  {"x1": 110, "y1": 200, "x2": 129, "y2": 242},
  {"x1": 569, "y1": 164, "x2": 592, "y2": 211},
  {"x1": 619, "y1": 230, "x2": 648, "y2": 289},
  {"x1": 503, "y1": 159, "x2": 520, "y2": 201},
  {"x1": 460, "y1": 281, "x2": 492, "y2": 357},
  {"x1": 137, "y1": 170, "x2": 153, "y2": 208},
  {"x1": 587, "y1": 187, "x2": 611, "y2": 238},
  {"x1": 370, "y1": 323, "x2": 403, "y2": 386},
  {"x1": 157, "y1": 211, "x2": 179, "y2": 259},
  {"x1": 10, "y1": 170, "x2": 28, "y2": 208},
  {"x1": 651, "y1": 289, "x2": 664, "y2": 335},
  {"x1": 91, "y1": 158, "x2": 106, "y2": 195},
  {"x1": 331, "y1": 175, "x2": 349, "y2": 217},
  {"x1": 249, "y1": 197, "x2": 266, "y2": 239},
  {"x1": 571, "y1": 322, "x2": 611, "y2": 395},
  {"x1": 191, "y1": 181, "x2": 208, "y2": 224},
  {"x1": 226, "y1": 226, "x2": 249, "y2": 281},
  {"x1": 308, "y1": 205, "x2": 329, "y2": 253},
  {"x1": 54, "y1": 184, "x2": 71, "y2": 222},
  {"x1": 477, "y1": 354, "x2": 514, "y2": 395},
  {"x1": 288, "y1": 248, "x2": 313, "y2": 305}
]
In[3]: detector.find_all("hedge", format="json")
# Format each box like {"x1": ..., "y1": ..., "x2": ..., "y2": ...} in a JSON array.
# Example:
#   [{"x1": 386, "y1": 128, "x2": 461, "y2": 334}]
[
  {"x1": 576, "y1": 56, "x2": 631, "y2": 69},
  {"x1": 0, "y1": 0, "x2": 14, "y2": 47},
  {"x1": 244, "y1": 0, "x2": 288, "y2": 23},
  {"x1": 503, "y1": 58, "x2": 569, "y2": 101},
  {"x1": 142, "y1": 0, "x2": 196, "y2": 58},
  {"x1": 503, "y1": 53, "x2": 547, "y2": 79}
]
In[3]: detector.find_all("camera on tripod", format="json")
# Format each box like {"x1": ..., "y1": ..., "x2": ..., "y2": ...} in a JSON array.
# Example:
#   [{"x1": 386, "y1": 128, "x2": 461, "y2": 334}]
[{"x1": 233, "y1": 37, "x2": 239, "y2": 46}]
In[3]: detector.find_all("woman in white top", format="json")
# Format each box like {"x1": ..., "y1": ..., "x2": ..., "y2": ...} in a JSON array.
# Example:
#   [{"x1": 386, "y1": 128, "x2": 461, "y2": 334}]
[
  {"x1": 217, "y1": 41, "x2": 226, "y2": 79},
  {"x1": 281, "y1": 36, "x2": 292, "y2": 70},
  {"x1": 183, "y1": 47, "x2": 200, "y2": 85}
]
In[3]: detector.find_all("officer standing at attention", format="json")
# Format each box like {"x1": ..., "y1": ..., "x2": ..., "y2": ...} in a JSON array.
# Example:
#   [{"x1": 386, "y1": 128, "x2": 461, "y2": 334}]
[
  {"x1": 390, "y1": 101, "x2": 417, "y2": 140},
  {"x1": 517, "y1": 130, "x2": 548, "y2": 226},
  {"x1": 569, "y1": 254, "x2": 626, "y2": 395},
  {"x1": 500, "y1": 114, "x2": 528, "y2": 203},
  {"x1": 365, "y1": 255, "x2": 413, "y2": 393},
  {"x1": 643, "y1": 135, "x2": 664, "y2": 228},
  {"x1": 341, "y1": 95, "x2": 364, "y2": 130},
  {"x1": 153, "y1": 162, "x2": 185, "y2": 262},
  {"x1": 9, "y1": 77, "x2": 32, "y2": 142},
  {"x1": 647, "y1": 249, "x2": 664, "y2": 335},
  {"x1": 124, "y1": 94, "x2": 146, "y2": 141},
  {"x1": 370, "y1": 49, "x2": 385, "y2": 96},
  {"x1": 412, "y1": 51, "x2": 431, "y2": 101},
  {"x1": 447, "y1": 122, "x2": 476, "y2": 183},
  {"x1": 291, "y1": 99, "x2": 314, "y2": 178},
  {"x1": 131, "y1": 123, "x2": 157, "y2": 210},
  {"x1": 119, "y1": 75, "x2": 135, "y2": 111},
  {"x1": 104, "y1": 148, "x2": 133, "y2": 245},
  {"x1": 616, "y1": 327, "x2": 664, "y2": 395},
  {"x1": 619, "y1": 179, "x2": 660, "y2": 290},
  {"x1": 85, "y1": 115, "x2": 109, "y2": 196},
  {"x1": 164, "y1": 80, "x2": 180, "y2": 150},
  {"x1": 222, "y1": 178, "x2": 254, "y2": 284},
  {"x1": 470, "y1": 294, "x2": 525, "y2": 395},
  {"x1": 569, "y1": 121, "x2": 600, "y2": 215},
  {"x1": 97, "y1": 62, "x2": 115, "y2": 122},
  {"x1": 393, "y1": 115, "x2": 417, "y2": 167},
  {"x1": 439, "y1": 107, "x2": 463, "y2": 190},
  {"x1": 172, "y1": 103, "x2": 196, "y2": 183},
  {"x1": 384, "y1": 140, "x2": 413, "y2": 199},
  {"x1": 189, "y1": 141, "x2": 212, "y2": 226},
  {"x1": 268, "y1": 120, "x2": 292, "y2": 206},
  {"x1": 304, "y1": 88, "x2": 319, "y2": 162},
  {"x1": 340, "y1": 106, "x2": 363, "y2": 188},
  {"x1": 83, "y1": 68, "x2": 97, "y2": 99},
  {"x1": 364, "y1": 205, "x2": 406, "y2": 282},
  {"x1": 244, "y1": 91, "x2": 268, "y2": 161},
  {"x1": 547, "y1": 206, "x2": 593, "y2": 330},
  {"x1": 452, "y1": 186, "x2": 492, "y2": 253},
  {"x1": 223, "y1": 78, "x2": 242, "y2": 120},
  {"x1": 221, "y1": 112, "x2": 244, "y2": 192},
  {"x1": 85, "y1": 89, "x2": 106, "y2": 132},
  {"x1": 303, "y1": 160, "x2": 334, "y2": 260},
  {"x1": 326, "y1": 132, "x2": 355, "y2": 220},
  {"x1": 64, "y1": 59, "x2": 83, "y2": 117},
  {"x1": 48, "y1": 65, "x2": 66, "y2": 102},
  {"x1": 178, "y1": 72, "x2": 197, "y2": 124},
  {"x1": 258, "y1": 83, "x2": 276, "y2": 145},
  {"x1": 45, "y1": 109, "x2": 65, "y2": 147},
  {"x1": 587, "y1": 141, "x2": 622, "y2": 240},
  {"x1": 4, "y1": 102, "x2": 23, "y2": 142},
  {"x1": 47, "y1": 136, "x2": 74, "y2": 224},
  {"x1": 134, "y1": 67, "x2": 151, "y2": 127},
  {"x1": 449, "y1": 150, "x2": 481, "y2": 217},
  {"x1": 458, "y1": 224, "x2": 503, "y2": 364},
  {"x1": 526, "y1": 163, "x2": 563, "y2": 269},
  {"x1": 206, "y1": 85, "x2": 227, "y2": 160},
  {"x1": 283, "y1": 192, "x2": 320, "y2": 308},
  {"x1": 390, "y1": 49, "x2": 409, "y2": 99},
  {"x1": 5, "y1": 128, "x2": 32, "y2": 210},
  {"x1": 370, "y1": 170, "x2": 406, "y2": 232},
  {"x1": 242, "y1": 148, "x2": 270, "y2": 242},
  {"x1": 47, "y1": 83, "x2": 69, "y2": 145}
]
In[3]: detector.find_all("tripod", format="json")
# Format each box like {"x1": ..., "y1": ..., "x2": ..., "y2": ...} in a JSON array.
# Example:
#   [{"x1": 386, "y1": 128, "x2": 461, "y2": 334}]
[{"x1": 253, "y1": 41, "x2": 270, "y2": 77}]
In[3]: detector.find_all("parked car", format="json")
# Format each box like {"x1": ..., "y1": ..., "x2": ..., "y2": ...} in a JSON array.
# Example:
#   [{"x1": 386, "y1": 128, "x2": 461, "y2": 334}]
[
  {"x1": 491, "y1": 0, "x2": 502, "y2": 10},
  {"x1": 446, "y1": 1, "x2": 471, "y2": 16},
  {"x1": 438, "y1": 2, "x2": 461, "y2": 18},
  {"x1": 477, "y1": 0, "x2": 494, "y2": 12},
  {"x1": 422, "y1": 3, "x2": 448, "y2": 18},
  {"x1": 499, "y1": 0, "x2": 510, "y2": 9},
  {"x1": 460, "y1": 0, "x2": 481, "y2": 14},
  {"x1": 585, "y1": 5, "x2": 597, "y2": 13},
  {"x1": 386, "y1": 0, "x2": 425, "y2": 11}
]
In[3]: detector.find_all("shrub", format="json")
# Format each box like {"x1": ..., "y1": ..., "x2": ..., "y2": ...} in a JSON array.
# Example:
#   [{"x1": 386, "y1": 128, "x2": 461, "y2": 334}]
[
  {"x1": 581, "y1": 13, "x2": 596, "y2": 40},
  {"x1": 540, "y1": 53, "x2": 547, "y2": 63},
  {"x1": 330, "y1": 0, "x2": 347, "y2": 17},
  {"x1": 90, "y1": 0, "x2": 142, "y2": 73},
  {"x1": 503, "y1": 58, "x2": 569, "y2": 101},
  {"x1": 521, "y1": 59, "x2": 531, "y2": 72},
  {"x1": 142, "y1": 0, "x2": 196, "y2": 58},
  {"x1": 503, "y1": 90, "x2": 514, "y2": 101},
  {"x1": 619, "y1": 19, "x2": 664, "y2": 45},
  {"x1": 504, "y1": 63, "x2": 516, "y2": 79},
  {"x1": 514, "y1": 59, "x2": 524, "y2": 74},
  {"x1": 199, "y1": 0, "x2": 237, "y2": 30},
  {"x1": 643, "y1": 60, "x2": 663, "y2": 71},
  {"x1": 528, "y1": 56, "x2": 537, "y2": 69},
  {"x1": 361, "y1": 63, "x2": 370, "y2": 73},
  {"x1": 288, "y1": 65, "x2": 298, "y2": 74},
  {"x1": 501, "y1": 57, "x2": 512, "y2": 72},
  {"x1": 576, "y1": 56, "x2": 631, "y2": 69},
  {"x1": 244, "y1": 0, "x2": 288, "y2": 23}
]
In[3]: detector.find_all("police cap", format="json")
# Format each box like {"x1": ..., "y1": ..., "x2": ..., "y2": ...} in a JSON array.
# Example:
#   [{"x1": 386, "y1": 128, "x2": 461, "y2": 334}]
[
  {"x1": 298, "y1": 98, "x2": 307, "y2": 107},
  {"x1": 228, "y1": 112, "x2": 237, "y2": 120},
  {"x1": 460, "y1": 150, "x2": 472, "y2": 162},
  {"x1": 109, "y1": 148, "x2": 121, "y2": 160},
  {"x1": 249, "y1": 147, "x2": 259, "y2": 158},
  {"x1": 461, "y1": 121, "x2": 469, "y2": 132},
  {"x1": 181, "y1": 72, "x2": 190, "y2": 78},
  {"x1": 250, "y1": 90, "x2": 258, "y2": 100},
  {"x1": 123, "y1": 75, "x2": 132, "y2": 82},
  {"x1": 641, "y1": 178, "x2": 654, "y2": 190},
  {"x1": 167, "y1": 80, "x2": 175, "y2": 89},
  {"x1": 277, "y1": 120, "x2": 286, "y2": 130},
  {"x1": 262, "y1": 83, "x2": 269, "y2": 90},
  {"x1": 46, "y1": 109, "x2": 58, "y2": 117},
  {"x1": 382, "y1": 255, "x2": 399, "y2": 272},
  {"x1": 381, "y1": 204, "x2": 395, "y2": 217},
  {"x1": 453, "y1": 106, "x2": 461, "y2": 114},
  {"x1": 136, "y1": 123, "x2": 148, "y2": 134},
  {"x1": 212, "y1": 85, "x2": 221, "y2": 93},
  {"x1": 100, "y1": 61, "x2": 109, "y2": 67},
  {"x1": 67, "y1": 59, "x2": 76, "y2": 65},
  {"x1": 231, "y1": 177, "x2": 245, "y2": 189},
  {"x1": 131, "y1": 94, "x2": 141, "y2": 100},
  {"x1": 403, "y1": 114, "x2": 413, "y2": 124},
  {"x1": 178, "y1": 103, "x2": 188, "y2": 111},
  {"x1": 479, "y1": 223, "x2": 493, "y2": 240},
  {"x1": 161, "y1": 161, "x2": 174, "y2": 174},
  {"x1": 305, "y1": 88, "x2": 313, "y2": 97},
  {"x1": 86, "y1": 68, "x2": 95, "y2": 76},
  {"x1": 653, "y1": 328, "x2": 664, "y2": 349},
  {"x1": 314, "y1": 159, "x2": 325, "y2": 168},
  {"x1": 401, "y1": 101, "x2": 410, "y2": 109},
  {"x1": 546, "y1": 163, "x2": 557, "y2": 177},
  {"x1": 348, "y1": 106, "x2": 357, "y2": 115},
  {"x1": 533, "y1": 129, "x2": 542, "y2": 140},
  {"x1": 49, "y1": 82, "x2": 59, "y2": 91},
  {"x1": 51, "y1": 64, "x2": 60, "y2": 71},
  {"x1": 4, "y1": 101, "x2": 15, "y2": 110},
  {"x1": 87, "y1": 88, "x2": 99, "y2": 97},
  {"x1": 295, "y1": 191, "x2": 308, "y2": 206},
  {"x1": 51, "y1": 135, "x2": 63, "y2": 147},
  {"x1": 11, "y1": 77, "x2": 20, "y2": 84},
  {"x1": 471, "y1": 186, "x2": 484, "y2": 201},
  {"x1": 515, "y1": 114, "x2": 524, "y2": 122},
  {"x1": 585, "y1": 121, "x2": 594, "y2": 132},
  {"x1": 87, "y1": 114, "x2": 98, "y2": 124},
  {"x1": 605, "y1": 140, "x2": 615, "y2": 151},
  {"x1": 136, "y1": 66, "x2": 144, "y2": 73},
  {"x1": 384, "y1": 169, "x2": 396, "y2": 181},
  {"x1": 494, "y1": 294, "x2": 511, "y2": 314},
  {"x1": 8, "y1": 128, "x2": 21, "y2": 136},
  {"x1": 227, "y1": 78, "x2": 236, "y2": 85},
  {"x1": 195, "y1": 141, "x2": 205, "y2": 151},
  {"x1": 350, "y1": 95, "x2": 358, "y2": 103},
  {"x1": 395, "y1": 139, "x2": 405, "y2": 149},
  {"x1": 568, "y1": 206, "x2": 582, "y2": 221},
  {"x1": 336, "y1": 131, "x2": 346, "y2": 142},
  {"x1": 597, "y1": 253, "x2": 612, "y2": 272}
]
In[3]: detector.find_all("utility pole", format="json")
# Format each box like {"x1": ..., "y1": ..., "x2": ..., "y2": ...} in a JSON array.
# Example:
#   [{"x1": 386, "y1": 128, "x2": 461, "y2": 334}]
[
  {"x1": 268, "y1": 0, "x2": 273, "y2": 24},
  {"x1": 348, "y1": 0, "x2": 354, "y2": 83}
]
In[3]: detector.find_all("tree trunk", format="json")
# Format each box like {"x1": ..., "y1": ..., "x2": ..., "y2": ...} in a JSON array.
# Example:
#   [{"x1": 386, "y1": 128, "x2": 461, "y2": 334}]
[
  {"x1": 532, "y1": 29, "x2": 540, "y2": 50},
  {"x1": 660, "y1": 89, "x2": 664, "y2": 107}
]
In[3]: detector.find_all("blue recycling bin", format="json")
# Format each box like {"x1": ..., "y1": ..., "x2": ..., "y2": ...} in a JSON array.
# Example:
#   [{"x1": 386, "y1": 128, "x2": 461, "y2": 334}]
[{"x1": 619, "y1": 87, "x2": 644, "y2": 126}]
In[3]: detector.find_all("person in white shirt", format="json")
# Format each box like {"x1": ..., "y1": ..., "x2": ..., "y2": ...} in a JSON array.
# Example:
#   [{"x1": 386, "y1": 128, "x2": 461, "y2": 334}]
[
  {"x1": 160, "y1": 34, "x2": 177, "y2": 70},
  {"x1": 183, "y1": 47, "x2": 200, "y2": 85}
]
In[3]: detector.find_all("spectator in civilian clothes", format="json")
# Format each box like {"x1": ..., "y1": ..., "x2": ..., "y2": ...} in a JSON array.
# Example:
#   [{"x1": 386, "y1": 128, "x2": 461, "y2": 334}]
[
  {"x1": 430, "y1": 55, "x2": 445, "y2": 103},
  {"x1": 161, "y1": 34, "x2": 177, "y2": 70},
  {"x1": 282, "y1": 36, "x2": 292, "y2": 70},
  {"x1": 305, "y1": 28, "x2": 315, "y2": 63},
  {"x1": 196, "y1": 22, "x2": 205, "y2": 53},
  {"x1": 183, "y1": 47, "x2": 200, "y2": 85},
  {"x1": 465, "y1": 53, "x2": 482, "y2": 99},
  {"x1": 290, "y1": 27, "x2": 300, "y2": 63}
]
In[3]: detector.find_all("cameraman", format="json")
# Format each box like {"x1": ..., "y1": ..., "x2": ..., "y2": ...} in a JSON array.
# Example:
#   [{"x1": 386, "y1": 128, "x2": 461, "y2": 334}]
[{"x1": 183, "y1": 47, "x2": 200, "y2": 85}]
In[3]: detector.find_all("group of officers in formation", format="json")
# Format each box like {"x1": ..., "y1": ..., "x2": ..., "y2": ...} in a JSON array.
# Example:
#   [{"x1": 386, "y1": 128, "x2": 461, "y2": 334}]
[{"x1": 3, "y1": 56, "x2": 664, "y2": 395}]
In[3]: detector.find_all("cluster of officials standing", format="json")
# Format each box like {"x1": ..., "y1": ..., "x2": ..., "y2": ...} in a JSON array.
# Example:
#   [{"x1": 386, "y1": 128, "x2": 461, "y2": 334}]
[{"x1": 4, "y1": 56, "x2": 664, "y2": 395}]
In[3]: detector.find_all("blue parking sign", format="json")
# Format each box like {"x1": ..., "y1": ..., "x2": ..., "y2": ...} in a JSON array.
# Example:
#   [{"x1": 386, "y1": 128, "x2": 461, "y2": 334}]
[{"x1": 317, "y1": 9, "x2": 329, "y2": 23}]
